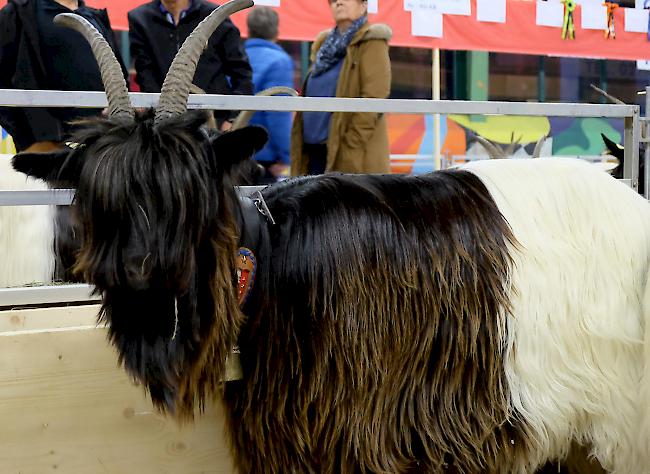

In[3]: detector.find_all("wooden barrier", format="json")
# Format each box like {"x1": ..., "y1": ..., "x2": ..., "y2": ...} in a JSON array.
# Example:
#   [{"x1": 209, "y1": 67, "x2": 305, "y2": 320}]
[{"x1": 0, "y1": 304, "x2": 235, "y2": 474}]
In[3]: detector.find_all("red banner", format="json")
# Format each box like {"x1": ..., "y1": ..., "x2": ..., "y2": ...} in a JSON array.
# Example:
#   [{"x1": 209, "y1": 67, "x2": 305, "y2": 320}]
[{"x1": 2, "y1": 0, "x2": 650, "y2": 60}]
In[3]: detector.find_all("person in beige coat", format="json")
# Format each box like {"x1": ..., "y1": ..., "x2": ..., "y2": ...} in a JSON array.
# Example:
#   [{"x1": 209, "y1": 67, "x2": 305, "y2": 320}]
[{"x1": 290, "y1": 0, "x2": 392, "y2": 175}]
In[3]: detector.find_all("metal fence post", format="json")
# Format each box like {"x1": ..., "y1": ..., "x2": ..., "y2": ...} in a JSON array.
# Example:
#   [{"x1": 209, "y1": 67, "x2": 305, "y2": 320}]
[
  {"x1": 624, "y1": 106, "x2": 641, "y2": 193},
  {"x1": 645, "y1": 86, "x2": 650, "y2": 199}
]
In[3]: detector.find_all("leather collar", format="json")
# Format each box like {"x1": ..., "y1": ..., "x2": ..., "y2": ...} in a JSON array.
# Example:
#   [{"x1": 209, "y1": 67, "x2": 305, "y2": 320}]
[{"x1": 235, "y1": 191, "x2": 274, "y2": 307}]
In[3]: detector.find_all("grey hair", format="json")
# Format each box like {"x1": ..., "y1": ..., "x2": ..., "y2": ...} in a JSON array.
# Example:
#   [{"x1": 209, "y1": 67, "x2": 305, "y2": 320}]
[{"x1": 247, "y1": 7, "x2": 279, "y2": 40}]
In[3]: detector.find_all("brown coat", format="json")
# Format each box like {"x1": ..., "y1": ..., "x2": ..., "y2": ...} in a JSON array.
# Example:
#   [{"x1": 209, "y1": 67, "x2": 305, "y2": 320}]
[{"x1": 290, "y1": 23, "x2": 392, "y2": 175}]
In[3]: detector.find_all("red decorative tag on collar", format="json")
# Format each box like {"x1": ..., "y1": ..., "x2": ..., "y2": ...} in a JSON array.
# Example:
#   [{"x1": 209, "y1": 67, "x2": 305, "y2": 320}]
[{"x1": 236, "y1": 247, "x2": 257, "y2": 306}]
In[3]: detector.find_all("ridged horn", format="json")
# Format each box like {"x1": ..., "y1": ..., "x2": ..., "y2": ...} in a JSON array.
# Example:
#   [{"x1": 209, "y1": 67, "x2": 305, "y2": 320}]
[
  {"x1": 503, "y1": 132, "x2": 521, "y2": 157},
  {"x1": 474, "y1": 136, "x2": 504, "y2": 159},
  {"x1": 154, "y1": 0, "x2": 254, "y2": 126},
  {"x1": 532, "y1": 135, "x2": 547, "y2": 158},
  {"x1": 54, "y1": 13, "x2": 134, "y2": 120},
  {"x1": 231, "y1": 86, "x2": 299, "y2": 130},
  {"x1": 590, "y1": 83, "x2": 625, "y2": 105}
]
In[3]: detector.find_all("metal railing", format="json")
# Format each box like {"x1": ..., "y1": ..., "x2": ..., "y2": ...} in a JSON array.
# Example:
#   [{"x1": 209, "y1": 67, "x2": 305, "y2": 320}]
[
  {"x1": 641, "y1": 86, "x2": 650, "y2": 198},
  {"x1": 0, "y1": 89, "x2": 643, "y2": 306},
  {"x1": 1, "y1": 89, "x2": 640, "y2": 116}
]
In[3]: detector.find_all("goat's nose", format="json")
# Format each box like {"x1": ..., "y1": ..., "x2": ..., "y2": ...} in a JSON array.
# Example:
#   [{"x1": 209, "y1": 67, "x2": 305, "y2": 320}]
[{"x1": 122, "y1": 253, "x2": 153, "y2": 288}]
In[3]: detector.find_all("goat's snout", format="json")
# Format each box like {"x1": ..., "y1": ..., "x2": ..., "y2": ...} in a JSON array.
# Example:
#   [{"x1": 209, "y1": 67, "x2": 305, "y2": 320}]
[{"x1": 122, "y1": 252, "x2": 153, "y2": 289}]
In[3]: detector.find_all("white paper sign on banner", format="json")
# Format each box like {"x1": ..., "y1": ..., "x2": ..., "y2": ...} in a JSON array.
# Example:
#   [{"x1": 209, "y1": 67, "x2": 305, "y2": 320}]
[
  {"x1": 253, "y1": 0, "x2": 281, "y2": 5},
  {"x1": 536, "y1": 1, "x2": 564, "y2": 27},
  {"x1": 638, "y1": 60, "x2": 650, "y2": 70},
  {"x1": 404, "y1": 0, "x2": 430, "y2": 11},
  {"x1": 404, "y1": 0, "x2": 470, "y2": 15},
  {"x1": 438, "y1": 0, "x2": 471, "y2": 15},
  {"x1": 368, "y1": 0, "x2": 378, "y2": 14},
  {"x1": 625, "y1": 8, "x2": 649, "y2": 32},
  {"x1": 411, "y1": 4, "x2": 443, "y2": 37},
  {"x1": 581, "y1": 4, "x2": 607, "y2": 30},
  {"x1": 477, "y1": 0, "x2": 506, "y2": 23}
]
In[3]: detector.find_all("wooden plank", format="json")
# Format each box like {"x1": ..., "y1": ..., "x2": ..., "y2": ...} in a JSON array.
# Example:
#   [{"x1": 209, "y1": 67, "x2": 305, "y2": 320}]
[
  {"x1": 0, "y1": 304, "x2": 101, "y2": 333},
  {"x1": 0, "y1": 306, "x2": 236, "y2": 474}
]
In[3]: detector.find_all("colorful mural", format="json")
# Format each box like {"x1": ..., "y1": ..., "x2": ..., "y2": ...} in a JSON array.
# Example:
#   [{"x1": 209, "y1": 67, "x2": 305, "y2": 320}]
[
  {"x1": 387, "y1": 113, "x2": 623, "y2": 175},
  {"x1": 1, "y1": 116, "x2": 623, "y2": 176},
  {"x1": 1, "y1": 128, "x2": 15, "y2": 155},
  {"x1": 551, "y1": 117, "x2": 622, "y2": 156},
  {"x1": 387, "y1": 114, "x2": 466, "y2": 174}
]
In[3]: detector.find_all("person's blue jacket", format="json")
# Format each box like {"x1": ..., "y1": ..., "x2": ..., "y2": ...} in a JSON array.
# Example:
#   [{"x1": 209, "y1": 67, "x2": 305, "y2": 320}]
[{"x1": 244, "y1": 38, "x2": 294, "y2": 165}]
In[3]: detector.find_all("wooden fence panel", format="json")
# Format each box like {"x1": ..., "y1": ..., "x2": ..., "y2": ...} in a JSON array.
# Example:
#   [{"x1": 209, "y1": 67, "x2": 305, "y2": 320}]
[{"x1": 0, "y1": 305, "x2": 235, "y2": 474}]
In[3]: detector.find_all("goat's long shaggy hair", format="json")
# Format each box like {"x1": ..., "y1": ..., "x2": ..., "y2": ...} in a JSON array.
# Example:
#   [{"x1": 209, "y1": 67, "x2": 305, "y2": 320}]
[
  {"x1": 221, "y1": 160, "x2": 650, "y2": 473},
  {"x1": 69, "y1": 111, "x2": 243, "y2": 418},
  {"x1": 14, "y1": 123, "x2": 650, "y2": 471},
  {"x1": 225, "y1": 171, "x2": 532, "y2": 473}
]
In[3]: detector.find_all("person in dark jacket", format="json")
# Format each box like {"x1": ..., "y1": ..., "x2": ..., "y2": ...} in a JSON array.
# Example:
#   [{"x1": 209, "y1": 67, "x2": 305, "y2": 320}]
[
  {"x1": 244, "y1": 6, "x2": 293, "y2": 183},
  {"x1": 0, "y1": 0, "x2": 128, "y2": 153},
  {"x1": 128, "y1": 0, "x2": 254, "y2": 131}
]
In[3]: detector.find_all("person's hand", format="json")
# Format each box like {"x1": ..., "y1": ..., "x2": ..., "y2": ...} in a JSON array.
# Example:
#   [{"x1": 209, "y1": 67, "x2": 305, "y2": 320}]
[
  {"x1": 269, "y1": 163, "x2": 289, "y2": 178},
  {"x1": 220, "y1": 120, "x2": 233, "y2": 132}
]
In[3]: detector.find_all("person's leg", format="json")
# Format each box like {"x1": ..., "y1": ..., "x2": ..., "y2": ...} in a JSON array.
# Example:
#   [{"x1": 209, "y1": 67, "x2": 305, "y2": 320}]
[
  {"x1": 304, "y1": 143, "x2": 327, "y2": 175},
  {"x1": 255, "y1": 162, "x2": 279, "y2": 185}
]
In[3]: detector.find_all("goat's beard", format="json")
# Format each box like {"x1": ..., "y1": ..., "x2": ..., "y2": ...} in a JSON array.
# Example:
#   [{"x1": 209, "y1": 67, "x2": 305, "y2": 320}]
[
  {"x1": 97, "y1": 235, "x2": 244, "y2": 420},
  {"x1": 99, "y1": 286, "x2": 185, "y2": 410}
]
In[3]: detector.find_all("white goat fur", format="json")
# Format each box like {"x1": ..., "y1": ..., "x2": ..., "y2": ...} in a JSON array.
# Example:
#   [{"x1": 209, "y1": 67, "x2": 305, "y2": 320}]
[
  {"x1": 465, "y1": 158, "x2": 650, "y2": 472},
  {"x1": 0, "y1": 154, "x2": 55, "y2": 287}
]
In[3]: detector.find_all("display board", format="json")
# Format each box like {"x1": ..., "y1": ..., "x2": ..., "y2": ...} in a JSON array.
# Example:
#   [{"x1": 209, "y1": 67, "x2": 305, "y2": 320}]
[{"x1": 2, "y1": 0, "x2": 649, "y2": 60}]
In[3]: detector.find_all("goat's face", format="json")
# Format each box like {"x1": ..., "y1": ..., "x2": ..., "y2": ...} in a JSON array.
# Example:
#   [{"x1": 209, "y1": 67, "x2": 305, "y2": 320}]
[
  {"x1": 14, "y1": 112, "x2": 266, "y2": 291},
  {"x1": 13, "y1": 112, "x2": 267, "y2": 416},
  {"x1": 12, "y1": 0, "x2": 259, "y2": 417}
]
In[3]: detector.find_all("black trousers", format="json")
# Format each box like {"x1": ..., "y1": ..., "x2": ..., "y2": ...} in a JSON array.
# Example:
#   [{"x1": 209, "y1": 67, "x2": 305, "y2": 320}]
[
  {"x1": 255, "y1": 161, "x2": 281, "y2": 185},
  {"x1": 304, "y1": 143, "x2": 328, "y2": 175}
]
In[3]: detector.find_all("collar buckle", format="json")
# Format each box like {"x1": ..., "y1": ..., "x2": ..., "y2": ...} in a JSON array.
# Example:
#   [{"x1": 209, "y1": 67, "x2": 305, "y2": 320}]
[{"x1": 252, "y1": 190, "x2": 276, "y2": 225}]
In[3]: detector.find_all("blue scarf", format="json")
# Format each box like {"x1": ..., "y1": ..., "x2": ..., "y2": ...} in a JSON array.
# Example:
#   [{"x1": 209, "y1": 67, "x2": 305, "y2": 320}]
[{"x1": 311, "y1": 15, "x2": 367, "y2": 78}]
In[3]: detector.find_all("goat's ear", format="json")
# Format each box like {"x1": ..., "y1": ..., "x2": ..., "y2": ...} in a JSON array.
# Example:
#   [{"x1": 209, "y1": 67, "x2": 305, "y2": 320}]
[
  {"x1": 210, "y1": 126, "x2": 268, "y2": 170},
  {"x1": 601, "y1": 133, "x2": 624, "y2": 161},
  {"x1": 12, "y1": 148, "x2": 81, "y2": 186}
]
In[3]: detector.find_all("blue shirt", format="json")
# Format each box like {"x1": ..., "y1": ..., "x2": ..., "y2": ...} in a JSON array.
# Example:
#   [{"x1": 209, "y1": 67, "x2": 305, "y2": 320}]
[
  {"x1": 302, "y1": 59, "x2": 343, "y2": 145},
  {"x1": 244, "y1": 38, "x2": 294, "y2": 164},
  {"x1": 158, "y1": 0, "x2": 193, "y2": 25}
]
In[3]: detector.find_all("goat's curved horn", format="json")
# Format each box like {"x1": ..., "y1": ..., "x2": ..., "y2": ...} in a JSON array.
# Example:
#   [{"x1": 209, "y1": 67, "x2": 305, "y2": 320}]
[
  {"x1": 231, "y1": 86, "x2": 299, "y2": 130},
  {"x1": 474, "y1": 136, "x2": 503, "y2": 159},
  {"x1": 503, "y1": 133, "x2": 521, "y2": 157},
  {"x1": 532, "y1": 135, "x2": 547, "y2": 158},
  {"x1": 154, "y1": 0, "x2": 254, "y2": 126},
  {"x1": 54, "y1": 13, "x2": 134, "y2": 120}
]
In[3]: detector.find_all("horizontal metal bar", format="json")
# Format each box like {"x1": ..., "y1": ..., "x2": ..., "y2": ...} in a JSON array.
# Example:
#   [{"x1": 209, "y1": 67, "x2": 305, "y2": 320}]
[
  {"x1": 0, "y1": 90, "x2": 638, "y2": 117},
  {"x1": 0, "y1": 284, "x2": 98, "y2": 307},
  {"x1": 0, "y1": 186, "x2": 266, "y2": 207},
  {"x1": 0, "y1": 189, "x2": 75, "y2": 206},
  {"x1": 390, "y1": 154, "x2": 435, "y2": 160}
]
